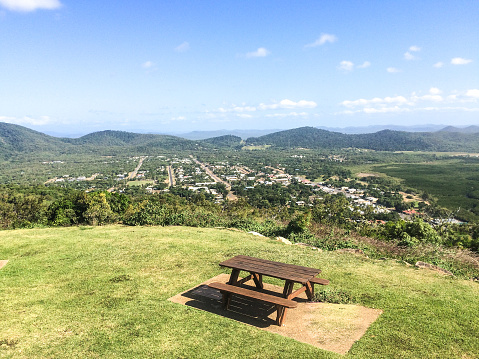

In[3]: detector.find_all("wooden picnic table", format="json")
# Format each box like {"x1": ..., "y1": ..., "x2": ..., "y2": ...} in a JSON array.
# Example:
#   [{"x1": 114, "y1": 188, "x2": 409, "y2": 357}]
[
  {"x1": 219, "y1": 255, "x2": 321, "y2": 301},
  {"x1": 210, "y1": 255, "x2": 328, "y2": 325}
]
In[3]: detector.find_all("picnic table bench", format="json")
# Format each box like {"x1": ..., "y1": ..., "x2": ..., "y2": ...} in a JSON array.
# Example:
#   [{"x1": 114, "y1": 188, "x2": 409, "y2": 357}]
[{"x1": 208, "y1": 255, "x2": 329, "y2": 326}]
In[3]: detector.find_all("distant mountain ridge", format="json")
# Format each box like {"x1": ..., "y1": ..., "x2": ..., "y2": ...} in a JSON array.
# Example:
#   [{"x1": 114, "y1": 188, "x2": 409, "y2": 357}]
[
  {"x1": 438, "y1": 125, "x2": 479, "y2": 133},
  {"x1": 2, "y1": 122, "x2": 479, "y2": 157}
]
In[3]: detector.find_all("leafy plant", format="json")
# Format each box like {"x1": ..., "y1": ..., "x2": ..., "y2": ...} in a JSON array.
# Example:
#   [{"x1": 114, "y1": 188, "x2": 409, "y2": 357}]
[{"x1": 312, "y1": 289, "x2": 356, "y2": 304}]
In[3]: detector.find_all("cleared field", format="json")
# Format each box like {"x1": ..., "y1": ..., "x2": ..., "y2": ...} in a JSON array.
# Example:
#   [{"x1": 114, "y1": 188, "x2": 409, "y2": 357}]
[{"x1": 373, "y1": 158, "x2": 479, "y2": 221}]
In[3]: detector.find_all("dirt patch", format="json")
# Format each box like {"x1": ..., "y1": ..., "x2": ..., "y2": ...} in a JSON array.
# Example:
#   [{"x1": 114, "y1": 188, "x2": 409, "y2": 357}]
[
  {"x1": 0, "y1": 260, "x2": 8, "y2": 270},
  {"x1": 168, "y1": 274, "x2": 382, "y2": 355}
]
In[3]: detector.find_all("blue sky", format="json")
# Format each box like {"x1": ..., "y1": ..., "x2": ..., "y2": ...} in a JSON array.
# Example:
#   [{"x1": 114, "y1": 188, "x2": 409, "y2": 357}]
[{"x1": 1, "y1": 0, "x2": 478, "y2": 136}]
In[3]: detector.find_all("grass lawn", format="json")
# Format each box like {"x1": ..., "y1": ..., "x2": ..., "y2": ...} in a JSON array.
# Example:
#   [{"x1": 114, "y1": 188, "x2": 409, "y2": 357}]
[{"x1": 1, "y1": 225, "x2": 478, "y2": 358}]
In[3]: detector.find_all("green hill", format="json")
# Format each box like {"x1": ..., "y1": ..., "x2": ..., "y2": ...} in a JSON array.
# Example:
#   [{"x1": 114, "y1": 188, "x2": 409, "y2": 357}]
[
  {"x1": 201, "y1": 134, "x2": 243, "y2": 147},
  {"x1": 0, "y1": 123, "x2": 204, "y2": 156},
  {"x1": 245, "y1": 126, "x2": 479, "y2": 151},
  {"x1": 0, "y1": 122, "x2": 69, "y2": 157},
  {"x1": 0, "y1": 225, "x2": 477, "y2": 358}
]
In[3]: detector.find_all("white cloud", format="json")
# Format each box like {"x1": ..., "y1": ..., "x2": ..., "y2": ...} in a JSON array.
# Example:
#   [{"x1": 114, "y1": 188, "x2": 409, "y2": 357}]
[
  {"x1": 217, "y1": 105, "x2": 256, "y2": 113},
  {"x1": 451, "y1": 57, "x2": 473, "y2": 65},
  {"x1": 339, "y1": 88, "x2": 479, "y2": 116},
  {"x1": 0, "y1": 115, "x2": 53, "y2": 125},
  {"x1": 466, "y1": 89, "x2": 479, "y2": 99},
  {"x1": 341, "y1": 96, "x2": 408, "y2": 108},
  {"x1": 266, "y1": 112, "x2": 308, "y2": 118},
  {"x1": 404, "y1": 46, "x2": 420, "y2": 60},
  {"x1": 419, "y1": 94, "x2": 443, "y2": 102},
  {"x1": 215, "y1": 99, "x2": 317, "y2": 114},
  {"x1": 175, "y1": 41, "x2": 190, "y2": 52},
  {"x1": 357, "y1": 61, "x2": 371, "y2": 69},
  {"x1": 142, "y1": 61, "x2": 154, "y2": 69},
  {"x1": 404, "y1": 52, "x2": 415, "y2": 60},
  {"x1": 0, "y1": 0, "x2": 61, "y2": 12},
  {"x1": 305, "y1": 33, "x2": 337, "y2": 48},
  {"x1": 259, "y1": 99, "x2": 317, "y2": 110},
  {"x1": 245, "y1": 47, "x2": 270, "y2": 58},
  {"x1": 387, "y1": 67, "x2": 401, "y2": 73},
  {"x1": 338, "y1": 60, "x2": 354, "y2": 72},
  {"x1": 363, "y1": 106, "x2": 410, "y2": 114},
  {"x1": 170, "y1": 116, "x2": 186, "y2": 121},
  {"x1": 338, "y1": 61, "x2": 370, "y2": 71},
  {"x1": 429, "y1": 87, "x2": 442, "y2": 95},
  {"x1": 236, "y1": 114, "x2": 252, "y2": 119},
  {"x1": 433, "y1": 62, "x2": 444, "y2": 68}
]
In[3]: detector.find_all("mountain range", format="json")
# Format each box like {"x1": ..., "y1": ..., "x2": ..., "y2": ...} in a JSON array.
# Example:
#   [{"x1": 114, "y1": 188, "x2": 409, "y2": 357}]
[{"x1": 1, "y1": 122, "x2": 479, "y2": 159}]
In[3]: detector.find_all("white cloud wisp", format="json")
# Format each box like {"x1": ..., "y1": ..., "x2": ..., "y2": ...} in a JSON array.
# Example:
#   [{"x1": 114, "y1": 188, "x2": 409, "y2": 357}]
[
  {"x1": 340, "y1": 88, "x2": 479, "y2": 115},
  {"x1": 0, "y1": 0, "x2": 61, "y2": 12},
  {"x1": 245, "y1": 47, "x2": 270, "y2": 58},
  {"x1": 305, "y1": 33, "x2": 337, "y2": 48}
]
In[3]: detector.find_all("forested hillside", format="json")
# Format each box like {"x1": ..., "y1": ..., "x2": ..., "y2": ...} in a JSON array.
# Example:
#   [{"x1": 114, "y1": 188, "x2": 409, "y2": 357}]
[
  {"x1": 245, "y1": 126, "x2": 479, "y2": 151},
  {"x1": 0, "y1": 122, "x2": 70, "y2": 158},
  {"x1": 0, "y1": 123, "x2": 203, "y2": 156}
]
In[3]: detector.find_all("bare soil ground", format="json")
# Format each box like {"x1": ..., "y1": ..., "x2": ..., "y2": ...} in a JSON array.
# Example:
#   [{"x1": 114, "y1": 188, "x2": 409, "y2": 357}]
[{"x1": 168, "y1": 274, "x2": 382, "y2": 355}]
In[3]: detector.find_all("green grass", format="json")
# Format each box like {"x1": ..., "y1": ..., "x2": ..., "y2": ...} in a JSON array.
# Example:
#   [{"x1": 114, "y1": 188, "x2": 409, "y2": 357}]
[{"x1": 1, "y1": 225, "x2": 478, "y2": 358}]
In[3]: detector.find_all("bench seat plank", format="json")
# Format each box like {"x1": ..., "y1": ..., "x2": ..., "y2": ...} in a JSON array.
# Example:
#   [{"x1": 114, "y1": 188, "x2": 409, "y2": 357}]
[
  {"x1": 208, "y1": 282, "x2": 297, "y2": 325},
  {"x1": 310, "y1": 277, "x2": 330, "y2": 286},
  {"x1": 208, "y1": 282, "x2": 297, "y2": 308}
]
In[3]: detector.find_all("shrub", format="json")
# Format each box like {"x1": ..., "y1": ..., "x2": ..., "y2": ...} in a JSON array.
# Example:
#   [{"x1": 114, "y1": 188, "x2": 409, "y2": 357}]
[{"x1": 312, "y1": 289, "x2": 356, "y2": 304}]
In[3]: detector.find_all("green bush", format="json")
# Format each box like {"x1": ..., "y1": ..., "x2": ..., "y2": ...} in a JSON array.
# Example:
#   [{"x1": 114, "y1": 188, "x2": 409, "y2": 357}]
[{"x1": 312, "y1": 289, "x2": 356, "y2": 304}]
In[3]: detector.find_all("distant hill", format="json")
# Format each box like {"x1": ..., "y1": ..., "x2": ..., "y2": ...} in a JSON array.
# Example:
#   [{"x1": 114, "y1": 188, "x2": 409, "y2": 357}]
[
  {"x1": 438, "y1": 125, "x2": 479, "y2": 134},
  {"x1": 201, "y1": 135, "x2": 243, "y2": 147},
  {"x1": 0, "y1": 122, "x2": 203, "y2": 156},
  {"x1": 245, "y1": 126, "x2": 479, "y2": 152},
  {"x1": 178, "y1": 129, "x2": 281, "y2": 140},
  {"x1": 69, "y1": 130, "x2": 203, "y2": 152},
  {"x1": 317, "y1": 124, "x2": 446, "y2": 134},
  {"x1": 0, "y1": 122, "x2": 70, "y2": 158}
]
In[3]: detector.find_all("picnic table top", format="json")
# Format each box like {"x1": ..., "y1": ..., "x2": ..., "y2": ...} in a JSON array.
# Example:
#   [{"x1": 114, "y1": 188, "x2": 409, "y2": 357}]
[{"x1": 219, "y1": 255, "x2": 321, "y2": 284}]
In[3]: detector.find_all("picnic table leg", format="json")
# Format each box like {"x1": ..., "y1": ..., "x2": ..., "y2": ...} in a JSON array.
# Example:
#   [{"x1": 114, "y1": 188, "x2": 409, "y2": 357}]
[
  {"x1": 220, "y1": 290, "x2": 232, "y2": 310},
  {"x1": 252, "y1": 273, "x2": 263, "y2": 289},
  {"x1": 223, "y1": 268, "x2": 241, "y2": 309},
  {"x1": 269, "y1": 280, "x2": 293, "y2": 326},
  {"x1": 227, "y1": 268, "x2": 241, "y2": 285},
  {"x1": 305, "y1": 281, "x2": 314, "y2": 300},
  {"x1": 282, "y1": 280, "x2": 295, "y2": 298},
  {"x1": 276, "y1": 305, "x2": 286, "y2": 326}
]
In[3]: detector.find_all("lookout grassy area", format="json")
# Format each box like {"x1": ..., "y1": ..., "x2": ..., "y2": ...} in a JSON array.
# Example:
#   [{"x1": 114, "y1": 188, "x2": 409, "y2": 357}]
[{"x1": 1, "y1": 225, "x2": 478, "y2": 358}]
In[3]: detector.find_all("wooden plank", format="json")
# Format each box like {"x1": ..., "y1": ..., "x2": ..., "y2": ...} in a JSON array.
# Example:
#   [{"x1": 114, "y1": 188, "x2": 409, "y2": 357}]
[
  {"x1": 236, "y1": 274, "x2": 254, "y2": 285},
  {"x1": 310, "y1": 277, "x2": 330, "y2": 286},
  {"x1": 288, "y1": 285, "x2": 307, "y2": 300},
  {"x1": 238, "y1": 255, "x2": 321, "y2": 273},
  {"x1": 220, "y1": 255, "x2": 319, "y2": 274},
  {"x1": 252, "y1": 273, "x2": 263, "y2": 289},
  {"x1": 221, "y1": 255, "x2": 320, "y2": 276},
  {"x1": 208, "y1": 282, "x2": 297, "y2": 308},
  {"x1": 220, "y1": 255, "x2": 320, "y2": 283}
]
